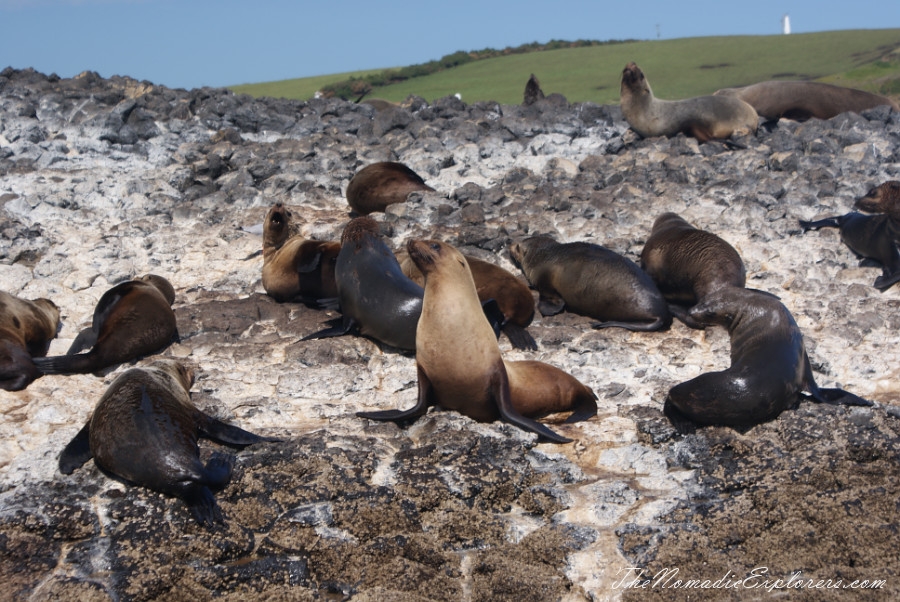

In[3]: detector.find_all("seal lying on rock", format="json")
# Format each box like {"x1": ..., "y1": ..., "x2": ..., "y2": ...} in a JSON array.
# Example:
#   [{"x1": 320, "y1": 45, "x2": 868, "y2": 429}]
[
  {"x1": 0, "y1": 292, "x2": 59, "y2": 391},
  {"x1": 58, "y1": 359, "x2": 275, "y2": 527},
  {"x1": 665, "y1": 287, "x2": 871, "y2": 428},
  {"x1": 509, "y1": 234, "x2": 672, "y2": 331},
  {"x1": 346, "y1": 162, "x2": 434, "y2": 215},
  {"x1": 261, "y1": 201, "x2": 341, "y2": 305},
  {"x1": 799, "y1": 180, "x2": 900, "y2": 291},
  {"x1": 620, "y1": 62, "x2": 758, "y2": 142},
  {"x1": 33, "y1": 274, "x2": 178, "y2": 376},
  {"x1": 714, "y1": 80, "x2": 899, "y2": 121},
  {"x1": 357, "y1": 239, "x2": 596, "y2": 443}
]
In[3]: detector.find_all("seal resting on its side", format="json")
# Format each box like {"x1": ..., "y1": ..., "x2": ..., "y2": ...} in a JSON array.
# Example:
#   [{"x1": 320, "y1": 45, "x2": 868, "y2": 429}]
[
  {"x1": 357, "y1": 239, "x2": 596, "y2": 443},
  {"x1": 346, "y1": 162, "x2": 435, "y2": 215},
  {"x1": 620, "y1": 62, "x2": 758, "y2": 142},
  {"x1": 58, "y1": 359, "x2": 275, "y2": 527},
  {"x1": 665, "y1": 287, "x2": 871, "y2": 428},
  {"x1": 0, "y1": 292, "x2": 59, "y2": 391}
]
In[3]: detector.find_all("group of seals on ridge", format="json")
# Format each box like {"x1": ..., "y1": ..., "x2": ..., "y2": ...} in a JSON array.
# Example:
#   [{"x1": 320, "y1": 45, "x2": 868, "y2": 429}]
[{"x1": 0, "y1": 292, "x2": 59, "y2": 391}]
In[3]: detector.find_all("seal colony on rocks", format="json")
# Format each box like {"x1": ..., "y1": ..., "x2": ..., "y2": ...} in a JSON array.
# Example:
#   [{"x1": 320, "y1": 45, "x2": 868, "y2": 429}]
[
  {"x1": 0, "y1": 292, "x2": 59, "y2": 391},
  {"x1": 620, "y1": 62, "x2": 759, "y2": 142},
  {"x1": 345, "y1": 161, "x2": 435, "y2": 215}
]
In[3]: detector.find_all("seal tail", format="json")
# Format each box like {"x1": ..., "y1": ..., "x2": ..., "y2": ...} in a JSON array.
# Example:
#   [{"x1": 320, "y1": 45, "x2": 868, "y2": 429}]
[
  {"x1": 502, "y1": 323, "x2": 538, "y2": 351},
  {"x1": 32, "y1": 353, "x2": 97, "y2": 375}
]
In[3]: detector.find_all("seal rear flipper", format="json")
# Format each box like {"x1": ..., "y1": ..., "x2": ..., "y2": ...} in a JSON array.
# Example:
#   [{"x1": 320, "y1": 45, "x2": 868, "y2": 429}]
[
  {"x1": 537, "y1": 294, "x2": 566, "y2": 317},
  {"x1": 502, "y1": 323, "x2": 538, "y2": 351},
  {"x1": 301, "y1": 316, "x2": 355, "y2": 341},
  {"x1": 59, "y1": 422, "x2": 93, "y2": 474},
  {"x1": 669, "y1": 305, "x2": 706, "y2": 330},
  {"x1": 66, "y1": 327, "x2": 98, "y2": 356},
  {"x1": 798, "y1": 217, "x2": 841, "y2": 231},
  {"x1": 198, "y1": 413, "x2": 280, "y2": 447},
  {"x1": 183, "y1": 486, "x2": 226, "y2": 528},
  {"x1": 805, "y1": 387, "x2": 874, "y2": 407},
  {"x1": 591, "y1": 315, "x2": 670, "y2": 332},
  {"x1": 563, "y1": 391, "x2": 598, "y2": 424},
  {"x1": 32, "y1": 353, "x2": 95, "y2": 375},
  {"x1": 492, "y1": 364, "x2": 571, "y2": 444},
  {"x1": 357, "y1": 363, "x2": 435, "y2": 424},
  {"x1": 873, "y1": 270, "x2": 900, "y2": 291},
  {"x1": 480, "y1": 299, "x2": 505, "y2": 339}
]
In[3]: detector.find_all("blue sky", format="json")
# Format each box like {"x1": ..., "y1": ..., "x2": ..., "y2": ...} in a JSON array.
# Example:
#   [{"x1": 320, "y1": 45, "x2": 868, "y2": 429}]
[{"x1": 1, "y1": 0, "x2": 898, "y2": 91}]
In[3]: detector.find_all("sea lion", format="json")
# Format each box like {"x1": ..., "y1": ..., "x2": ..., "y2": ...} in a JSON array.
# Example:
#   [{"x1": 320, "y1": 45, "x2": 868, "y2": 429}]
[
  {"x1": 345, "y1": 162, "x2": 435, "y2": 215},
  {"x1": 640, "y1": 212, "x2": 746, "y2": 326},
  {"x1": 509, "y1": 235, "x2": 672, "y2": 331},
  {"x1": 261, "y1": 201, "x2": 341, "y2": 305},
  {"x1": 396, "y1": 248, "x2": 538, "y2": 350},
  {"x1": 714, "y1": 80, "x2": 899, "y2": 122},
  {"x1": 58, "y1": 359, "x2": 274, "y2": 527},
  {"x1": 357, "y1": 239, "x2": 592, "y2": 443},
  {"x1": 33, "y1": 274, "x2": 178, "y2": 375},
  {"x1": 523, "y1": 73, "x2": 545, "y2": 106},
  {"x1": 620, "y1": 62, "x2": 758, "y2": 142},
  {"x1": 665, "y1": 287, "x2": 871, "y2": 428},
  {"x1": 0, "y1": 292, "x2": 60, "y2": 391},
  {"x1": 799, "y1": 181, "x2": 900, "y2": 291}
]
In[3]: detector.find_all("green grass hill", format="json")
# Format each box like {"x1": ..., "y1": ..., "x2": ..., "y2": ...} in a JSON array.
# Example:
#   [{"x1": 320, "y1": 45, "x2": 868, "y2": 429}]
[{"x1": 230, "y1": 29, "x2": 900, "y2": 106}]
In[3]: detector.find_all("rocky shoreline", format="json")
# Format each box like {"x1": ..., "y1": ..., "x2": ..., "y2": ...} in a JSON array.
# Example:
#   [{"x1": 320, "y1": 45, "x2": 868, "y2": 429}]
[{"x1": 1, "y1": 67, "x2": 899, "y2": 600}]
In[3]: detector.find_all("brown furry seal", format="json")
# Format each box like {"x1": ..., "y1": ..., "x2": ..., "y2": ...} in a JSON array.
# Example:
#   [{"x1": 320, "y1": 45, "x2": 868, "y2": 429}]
[
  {"x1": 396, "y1": 248, "x2": 537, "y2": 350},
  {"x1": 58, "y1": 359, "x2": 274, "y2": 527},
  {"x1": 33, "y1": 274, "x2": 177, "y2": 376},
  {"x1": 665, "y1": 287, "x2": 871, "y2": 428},
  {"x1": 0, "y1": 292, "x2": 60, "y2": 391},
  {"x1": 799, "y1": 181, "x2": 900, "y2": 291},
  {"x1": 261, "y1": 201, "x2": 341, "y2": 305},
  {"x1": 640, "y1": 212, "x2": 746, "y2": 326},
  {"x1": 523, "y1": 73, "x2": 545, "y2": 106},
  {"x1": 346, "y1": 162, "x2": 435, "y2": 215},
  {"x1": 509, "y1": 235, "x2": 672, "y2": 331},
  {"x1": 620, "y1": 62, "x2": 758, "y2": 142},
  {"x1": 357, "y1": 239, "x2": 595, "y2": 443},
  {"x1": 714, "y1": 80, "x2": 900, "y2": 121}
]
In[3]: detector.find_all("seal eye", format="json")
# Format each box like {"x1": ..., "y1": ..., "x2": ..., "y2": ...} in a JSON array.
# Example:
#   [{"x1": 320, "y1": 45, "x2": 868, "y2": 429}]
[{"x1": 430, "y1": 242, "x2": 441, "y2": 253}]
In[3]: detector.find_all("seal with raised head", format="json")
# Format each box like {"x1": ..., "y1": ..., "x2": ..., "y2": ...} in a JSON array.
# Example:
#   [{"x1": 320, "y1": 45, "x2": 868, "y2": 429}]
[
  {"x1": 0, "y1": 292, "x2": 59, "y2": 391},
  {"x1": 357, "y1": 239, "x2": 593, "y2": 443},
  {"x1": 714, "y1": 80, "x2": 900, "y2": 122},
  {"x1": 346, "y1": 162, "x2": 435, "y2": 216},
  {"x1": 261, "y1": 201, "x2": 341, "y2": 305},
  {"x1": 523, "y1": 73, "x2": 545, "y2": 106},
  {"x1": 620, "y1": 62, "x2": 758, "y2": 142},
  {"x1": 640, "y1": 212, "x2": 746, "y2": 326},
  {"x1": 799, "y1": 181, "x2": 900, "y2": 291},
  {"x1": 509, "y1": 235, "x2": 672, "y2": 331},
  {"x1": 58, "y1": 359, "x2": 274, "y2": 527},
  {"x1": 33, "y1": 274, "x2": 178, "y2": 376},
  {"x1": 665, "y1": 287, "x2": 871, "y2": 428},
  {"x1": 396, "y1": 248, "x2": 537, "y2": 350}
]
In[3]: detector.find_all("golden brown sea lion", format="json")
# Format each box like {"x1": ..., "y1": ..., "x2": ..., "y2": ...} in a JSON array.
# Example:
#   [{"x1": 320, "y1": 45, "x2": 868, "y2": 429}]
[
  {"x1": 620, "y1": 62, "x2": 758, "y2": 142},
  {"x1": 261, "y1": 201, "x2": 341, "y2": 305},
  {"x1": 58, "y1": 359, "x2": 274, "y2": 527},
  {"x1": 714, "y1": 80, "x2": 899, "y2": 121},
  {"x1": 0, "y1": 292, "x2": 59, "y2": 391},
  {"x1": 33, "y1": 274, "x2": 177, "y2": 375},
  {"x1": 357, "y1": 239, "x2": 596, "y2": 443},
  {"x1": 346, "y1": 162, "x2": 435, "y2": 215}
]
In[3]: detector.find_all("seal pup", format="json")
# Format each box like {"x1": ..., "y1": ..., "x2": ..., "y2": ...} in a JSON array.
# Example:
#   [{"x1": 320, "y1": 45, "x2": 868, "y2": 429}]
[
  {"x1": 509, "y1": 235, "x2": 672, "y2": 331},
  {"x1": 640, "y1": 212, "x2": 746, "y2": 326},
  {"x1": 714, "y1": 81, "x2": 899, "y2": 122},
  {"x1": 261, "y1": 201, "x2": 341, "y2": 305},
  {"x1": 58, "y1": 359, "x2": 274, "y2": 527},
  {"x1": 357, "y1": 239, "x2": 590, "y2": 443},
  {"x1": 665, "y1": 287, "x2": 871, "y2": 428},
  {"x1": 0, "y1": 292, "x2": 60, "y2": 391},
  {"x1": 620, "y1": 62, "x2": 758, "y2": 142},
  {"x1": 33, "y1": 274, "x2": 178, "y2": 376},
  {"x1": 799, "y1": 181, "x2": 900, "y2": 291},
  {"x1": 346, "y1": 162, "x2": 435, "y2": 216},
  {"x1": 396, "y1": 248, "x2": 538, "y2": 350}
]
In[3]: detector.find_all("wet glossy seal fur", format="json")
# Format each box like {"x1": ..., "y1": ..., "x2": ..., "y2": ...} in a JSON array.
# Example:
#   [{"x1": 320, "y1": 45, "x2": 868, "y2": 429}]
[
  {"x1": 714, "y1": 81, "x2": 899, "y2": 121},
  {"x1": 357, "y1": 239, "x2": 595, "y2": 443},
  {"x1": 58, "y1": 359, "x2": 274, "y2": 527},
  {"x1": 665, "y1": 287, "x2": 871, "y2": 428},
  {"x1": 346, "y1": 162, "x2": 434, "y2": 215},
  {"x1": 0, "y1": 292, "x2": 59, "y2": 391},
  {"x1": 509, "y1": 235, "x2": 672, "y2": 331}
]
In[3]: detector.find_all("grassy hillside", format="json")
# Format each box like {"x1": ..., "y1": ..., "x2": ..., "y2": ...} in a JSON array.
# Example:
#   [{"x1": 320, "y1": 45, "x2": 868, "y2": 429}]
[{"x1": 231, "y1": 29, "x2": 900, "y2": 105}]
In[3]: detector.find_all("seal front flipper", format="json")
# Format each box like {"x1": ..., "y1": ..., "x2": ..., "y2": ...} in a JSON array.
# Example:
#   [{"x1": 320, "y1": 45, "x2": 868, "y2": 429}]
[
  {"x1": 502, "y1": 323, "x2": 538, "y2": 351},
  {"x1": 668, "y1": 304, "x2": 706, "y2": 330},
  {"x1": 491, "y1": 364, "x2": 572, "y2": 444},
  {"x1": 537, "y1": 294, "x2": 566, "y2": 317},
  {"x1": 197, "y1": 413, "x2": 280, "y2": 446},
  {"x1": 59, "y1": 422, "x2": 93, "y2": 474},
  {"x1": 810, "y1": 388, "x2": 874, "y2": 407},
  {"x1": 591, "y1": 315, "x2": 671, "y2": 332},
  {"x1": 357, "y1": 364, "x2": 435, "y2": 424},
  {"x1": 302, "y1": 316, "x2": 356, "y2": 341},
  {"x1": 798, "y1": 217, "x2": 841, "y2": 232},
  {"x1": 480, "y1": 299, "x2": 505, "y2": 339},
  {"x1": 562, "y1": 390, "x2": 598, "y2": 424},
  {"x1": 182, "y1": 452, "x2": 233, "y2": 528},
  {"x1": 873, "y1": 270, "x2": 900, "y2": 291}
]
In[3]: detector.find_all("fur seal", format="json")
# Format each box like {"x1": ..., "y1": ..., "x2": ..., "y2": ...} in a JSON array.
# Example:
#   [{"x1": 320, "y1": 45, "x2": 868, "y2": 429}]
[
  {"x1": 509, "y1": 235, "x2": 672, "y2": 331},
  {"x1": 523, "y1": 73, "x2": 545, "y2": 106},
  {"x1": 799, "y1": 181, "x2": 900, "y2": 291},
  {"x1": 714, "y1": 80, "x2": 900, "y2": 122},
  {"x1": 640, "y1": 212, "x2": 746, "y2": 326},
  {"x1": 33, "y1": 274, "x2": 178, "y2": 376},
  {"x1": 620, "y1": 62, "x2": 758, "y2": 142},
  {"x1": 665, "y1": 287, "x2": 871, "y2": 428},
  {"x1": 357, "y1": 239, "x2": 595, "y2": 443},
  {"x1": 58, "y1": 359, "x2": 273, "y2": 527},
  {"x1": 396, "y1": 248, "x2": 538, "y2": 350},
  {"x1": 0, "y1": 292, "x2": 60, "y2": 391},
  {"x1": 345, "y1": 162, "x2": 435, "y2": 216},
  {"x1": 261, "y1": 201, "x2": 341, "y2": 304}
]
